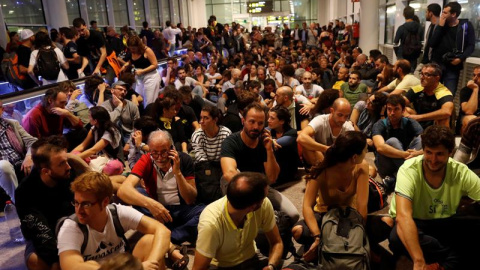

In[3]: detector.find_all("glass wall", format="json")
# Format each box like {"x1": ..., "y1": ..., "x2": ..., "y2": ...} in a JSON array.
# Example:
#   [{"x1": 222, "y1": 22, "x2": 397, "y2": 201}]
[
  {"x1": 385, "y1": 5, "x2": 396, "y2": 44},
  {"x1": 85, "y1": 0, "x2": 108, "y2": 26},
  {"x1": 66, "y1": 0, "x2": 80, "y2": 25},
  {"x1": 149, "y1": 0, "x2": 160, "y2": 27},
  {"x1": 132, "y1": 0, "x2": 145, "y2": 31},
  {"x1": 0, "y1": 0, "x2": 45, "y2": 25},
  {"x1": 172, "y1": 0, "x2": 181, "y2": 25},
  {"x1": 112, "y1": 0, "x2": 129, "y2": 27},
  {"x1": 161, "y1": 0, "x2": 170, "y2": 25}
]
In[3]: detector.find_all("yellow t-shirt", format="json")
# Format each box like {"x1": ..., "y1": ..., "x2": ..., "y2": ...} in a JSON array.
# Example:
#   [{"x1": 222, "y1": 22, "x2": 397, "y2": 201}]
[{"x1": 196, "y1": 196, "x2": 276, "y2": 267}]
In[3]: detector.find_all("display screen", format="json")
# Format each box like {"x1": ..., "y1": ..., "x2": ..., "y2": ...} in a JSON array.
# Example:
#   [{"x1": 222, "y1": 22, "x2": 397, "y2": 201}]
[{"x1": 247, "y1": 1, "x2": 274, "y2": 14}]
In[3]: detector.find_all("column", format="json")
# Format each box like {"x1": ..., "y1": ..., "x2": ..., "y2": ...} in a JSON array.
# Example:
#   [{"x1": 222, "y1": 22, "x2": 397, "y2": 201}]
[
  {"x1": 359, "y1": 0, "x2": 380, "y2": 52},
  {"x1": 188, "y1": 0, "x2": 206, "y2": 29},
  {"x1": 0, "y1": 5, "x2": 7, "y2": 49},
  {"x1": 44, "y1": 0, "x2": 69, "y2": 30}
]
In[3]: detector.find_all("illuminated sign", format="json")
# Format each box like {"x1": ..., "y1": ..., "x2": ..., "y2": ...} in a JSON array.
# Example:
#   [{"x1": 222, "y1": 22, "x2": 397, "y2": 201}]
[{"x1": 247, "y1": 1, "x2": 273, "y2": 14}]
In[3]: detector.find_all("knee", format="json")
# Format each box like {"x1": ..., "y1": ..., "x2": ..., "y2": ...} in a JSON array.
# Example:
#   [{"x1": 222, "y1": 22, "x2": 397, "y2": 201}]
[
  {"x1": 292, "y1": 225, "x2": 303, "y2": 240},
  {"x1": 0, "y1": 160, "x2": 15, "y2": 175},
  {"x1": 385, "y1": 138, "x2": 402, "y2": 149}
]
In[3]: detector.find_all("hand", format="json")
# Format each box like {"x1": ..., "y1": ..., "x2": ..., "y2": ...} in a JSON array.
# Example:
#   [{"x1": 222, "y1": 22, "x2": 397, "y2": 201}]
[
  {"x1": 405, "y1": 149, "x2": 420, "y2": 160},
  {"x1": 112, "y1": 94, "x2": 123, "y2": 108},
  {"x1": 406, "y1": 114, "x2": 419, "y2": 121},
  {"x1": 262, "y1": 129, "x2": 274, "y2": 150},
  {"x1": 439, "y1": 13, "x2": 447, "y2": 27},
  {"x1": 21, "y1": 155, "x2": 33, "y2": 176},
  {"x1": 70, "y1": 89, "x2": 82, "y2": 101},
  {"x1": 93, "y1": 68, "x2": 101, "y2": 76},
  {"x1": 77, "y1": 69, "x2": 85, "y2": 78},
  {"x1": 413, "y1": 260, "x2": 427, "y2": 270},
  {"x1": 150, "y1": 201, "x2": 173, "y2": 223},
  {"x1": 367, "y1": 138, "x2": 373, "y2": 147},
  {"x1": 142, "y1": 260, "x2": 160, "y2": 270},
  {"x1": 303, "y1": 238, "x2": 320, "y2": 262},
  {"x1": 450, "y1": 58, "x2": 462, "y2": 66},
  {"x1": 169, "y1": 148, "x2": 181, "y2": 175},
  {"x1": 167, "y1": 67, "x2": 172, "y2": 74},
  {"x1": 272, "y1": 139, "x2": 282, "y2": 151},
  {"x1": 299, "y1": 103, "x2": 313, "y2": 115},
  {"x1": 98, "y1": 83, "x2": 107, "y2": 93},
  {"x1": 134, "y1": 68, "x2": 144, "y2": 76},
  {"x1": 467, "y1": 80, "x2": 479, "y2": 90},
  {"x1": 51, "y1": 107, "x2": 70, "y2": 116},
  {"x1": 132, "y1": 130, "x2": 143, "y2": 147}
]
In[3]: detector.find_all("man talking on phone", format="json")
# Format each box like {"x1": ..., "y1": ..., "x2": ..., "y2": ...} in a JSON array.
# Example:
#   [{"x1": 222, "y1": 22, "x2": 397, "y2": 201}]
[
  {"x1": 220, "y1": 102, "x2": 300, "y2": 223},
  {"x1": 118, "y1": 130, "x2": 205, "y2": 244}
]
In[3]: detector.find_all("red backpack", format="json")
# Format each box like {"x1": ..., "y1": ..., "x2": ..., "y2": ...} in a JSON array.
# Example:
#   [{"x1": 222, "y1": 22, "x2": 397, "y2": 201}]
[{"x1": 1, "y1": 52, "x2": 34, "y2": 89}]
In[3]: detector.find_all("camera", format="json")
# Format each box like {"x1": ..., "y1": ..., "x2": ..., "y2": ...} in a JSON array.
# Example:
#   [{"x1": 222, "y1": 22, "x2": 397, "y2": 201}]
[{"x1": 442, "y1": 50, "x2": 462, "y2": 64}]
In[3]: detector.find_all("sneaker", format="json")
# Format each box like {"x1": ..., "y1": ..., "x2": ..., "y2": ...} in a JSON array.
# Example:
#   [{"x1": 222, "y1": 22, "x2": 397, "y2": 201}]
[{"x1": 382, "y1": 176, "x2": 396, "y2": 193}]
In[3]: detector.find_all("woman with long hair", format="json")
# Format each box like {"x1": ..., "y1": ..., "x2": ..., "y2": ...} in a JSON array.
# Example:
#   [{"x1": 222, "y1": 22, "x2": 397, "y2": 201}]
[
  {"x1": 120, "y1": 35, "x2": 160, "y2": 108},
  {"x1": 267, "y1": 106, "x2": 300, "y2": 185},
  {"x1": 72, "y1": 106, "x2": 123, "y2": 174},
  {"x1": 192, "y1": 65, "x2": 210, "y2": 98},
  {"x1": 28, "y1": 31, "x2": 69, "y2": 86},
  {"x1": 292, "y1": 131, "x2": 369, "y2": 262}
]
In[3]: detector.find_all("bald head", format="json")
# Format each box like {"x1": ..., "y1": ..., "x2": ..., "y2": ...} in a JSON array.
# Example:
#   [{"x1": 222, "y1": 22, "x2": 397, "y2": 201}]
[
  {"x1": 231, "y1": 68, "x2": 241, "y2": 80},
  {"x1": 357, "y1": 54, "x2": 367, "y2": 65},
  {"x1": 332, "y1": 98, "x2": 351, "y2": 111}
]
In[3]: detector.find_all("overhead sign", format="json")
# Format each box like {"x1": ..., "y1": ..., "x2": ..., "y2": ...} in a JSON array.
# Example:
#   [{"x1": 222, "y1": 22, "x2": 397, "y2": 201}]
[{"x1": 248, "y1": 1, "x2": 274, "y2": 14}]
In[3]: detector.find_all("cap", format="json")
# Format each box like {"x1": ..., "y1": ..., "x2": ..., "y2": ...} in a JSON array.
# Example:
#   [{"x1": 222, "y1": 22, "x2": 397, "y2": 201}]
[
  {"x1": 111, "y1": 80, "x2": 129, "y2": 89},
  {"x1": 19, "y1": 29, "x2": 34, "y2": 41}
]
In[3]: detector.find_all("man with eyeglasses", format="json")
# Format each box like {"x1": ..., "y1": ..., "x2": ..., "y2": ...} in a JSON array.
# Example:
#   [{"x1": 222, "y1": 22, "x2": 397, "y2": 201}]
[
  {"x1": 118, "y1": 130, "x2": 205, "y2": 245},
  {"x1": 15, "y1": 137, "x2": 86, "y2": 270},
  {"x1": 100, "y1": 81, "x2": 140, "y2": 147},
  {"x1": 403, "y1": 63, "x2": 454, "y2": 129},
  {"x1": 57, "y1": 171, "x2": 171, "y2": 270},
  {"x1": 372, "y1": 94, "x2": 424, "y2": 192},
  {"x1": 457, "y1": 66, "x2": 480, "y2": 134}
]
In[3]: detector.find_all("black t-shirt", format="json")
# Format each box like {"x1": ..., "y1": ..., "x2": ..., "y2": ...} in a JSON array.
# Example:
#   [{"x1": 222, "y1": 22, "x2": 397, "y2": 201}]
[
  {"x1": 77, "y1": 30, "x2": 112, "y2": 65},
  {"x1": 63, "y1": 41, "x2": 81, "y2": 79},
  {"x1": 270, "y1": 127, "x2": 298, "y2": 184},
  {"x1": 283, "y1": 29, "x2": 292, "y2": 41},
  {"x1": 15, "y1": 169, "x2": 76, "y2": 265},
  {"x1": 16, "y1": 44, "x2": 36, "y2": 88},
  {"x1": 459, "y1": 86, "x2": 480, "y2": 116},
  {"x1": 186, "y1": 95, "x2": 204, "y2": 120},
  {"x1": 405, "y1": 86, "x2": 453, "y2": 129},
  {"x1": 178, "y1": 105, "x2": 198, "y2": 139},
  {"x1": 139, "y1": 28, "x2": 154, "y2": 48},
  {"x1": 220, "y1": 131, "x2": 267, "y2": 173}
]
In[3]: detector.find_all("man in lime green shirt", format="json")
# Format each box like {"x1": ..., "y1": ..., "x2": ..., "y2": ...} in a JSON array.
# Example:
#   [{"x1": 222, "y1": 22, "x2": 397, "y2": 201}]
[
  {"x1": 389, "y1": 125, "x2": 480, "y2": 270},
  {"x1": 193, "y1": 172, "x2": 283, "y2": 270}
]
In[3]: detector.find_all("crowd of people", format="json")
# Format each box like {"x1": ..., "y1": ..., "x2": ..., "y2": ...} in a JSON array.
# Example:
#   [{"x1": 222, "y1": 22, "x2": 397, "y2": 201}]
[{"x1": 1, "y1": 3, "x2": 480, "y2": 269}]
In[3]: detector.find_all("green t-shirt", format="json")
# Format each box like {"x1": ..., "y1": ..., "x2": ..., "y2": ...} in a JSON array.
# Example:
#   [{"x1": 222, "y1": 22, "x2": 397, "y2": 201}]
[
  {"x1": 389, "y1": 155, "x2": 480, "y2": 219},
  {"x1": 341, "y1": 82, "x2": 368, "y2": 109}
]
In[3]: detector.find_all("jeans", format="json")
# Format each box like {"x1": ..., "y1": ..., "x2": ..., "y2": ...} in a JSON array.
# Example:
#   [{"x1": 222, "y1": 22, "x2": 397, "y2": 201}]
[
  {"x1": 133, "y1": 186, "x2": 205, "y2": 244},
  {"x1": 0, "y1": 160, "x2": 18, "y2": 203},
  {"x1": 375, "y1": 136, "x2": 422, "y2": 179},
  {"x1": 441, "y1": 66, "x2": 460, "y2": 96},
  {"x1": 389, "y1": 216, "x2": 480, "y2": 269}
]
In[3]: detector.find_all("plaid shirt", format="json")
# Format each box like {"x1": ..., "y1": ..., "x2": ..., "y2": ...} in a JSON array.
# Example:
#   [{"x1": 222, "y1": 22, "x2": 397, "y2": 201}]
[{"x1": 0, "y1": 118, "x2": 23, "y2": 166}]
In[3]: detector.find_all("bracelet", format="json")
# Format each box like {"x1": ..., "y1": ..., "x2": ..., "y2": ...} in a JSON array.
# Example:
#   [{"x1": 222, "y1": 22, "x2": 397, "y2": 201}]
[
  {"x1": 314, "y1": 234, "x2": 321, "y2": 239},
  {"x1": 268, "y1": 264, "x2": 277, "y2": 270}
]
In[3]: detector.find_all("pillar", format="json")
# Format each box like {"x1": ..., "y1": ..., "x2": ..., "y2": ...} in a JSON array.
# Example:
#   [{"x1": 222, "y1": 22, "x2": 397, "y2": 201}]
[
  {"x1": 44, "y1": 0, "x2": 69, "y2": 30},
  {"x1": 359, "y1": 0, "x2": 380, "y2": 52},
  {"x1": 188, "y1": 0, "x2": 207, "y2": 29}
]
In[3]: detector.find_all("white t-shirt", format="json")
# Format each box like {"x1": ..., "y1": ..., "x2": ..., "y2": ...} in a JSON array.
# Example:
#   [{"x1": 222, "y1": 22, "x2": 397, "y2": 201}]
[
  {"x1": 222, "y1": 80, "x2": 235, "y2": 93},
  {"x1": 29, "y1": 47, "x2": 68, "y2": 85},
  {"x1": 162, "y1": 27, "x2": 182, "y2": 44},
  {"x1": 386, "y1": 74, "x2": 420, "y2": 94},
  {"x1": 308, "y1": 114, "x2": 354, "y2": 146},
  {"x1": 296, "y1": 84, "x2": 324, "y2": 99},
  {"x1": 266, "y1": 71, "x2": 283, "y2": 85},
  {"x1": 174, "y1": 77, "x2": 197, "y2": 90},
  {"x1": 206, "y1": 72, "x2": 221, "y2": 84},
  {"x1": 57, "y1": 204, "x2": 143, "y2": 262}
]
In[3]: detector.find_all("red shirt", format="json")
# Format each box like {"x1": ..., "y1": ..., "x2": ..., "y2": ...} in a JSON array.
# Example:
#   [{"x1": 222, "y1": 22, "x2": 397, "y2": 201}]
[{"x1": 22, "y1": 104, "x2": 83, "y2": 138}]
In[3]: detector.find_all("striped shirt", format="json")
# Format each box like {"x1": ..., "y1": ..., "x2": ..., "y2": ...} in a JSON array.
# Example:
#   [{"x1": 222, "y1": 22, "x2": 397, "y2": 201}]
[{"x1": 191, "y1": 126, "x2": 231, "y2": 163}]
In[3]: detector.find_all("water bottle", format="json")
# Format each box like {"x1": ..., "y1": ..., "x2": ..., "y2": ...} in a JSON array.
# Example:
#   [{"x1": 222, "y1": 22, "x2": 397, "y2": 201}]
[{"x1": 4, "y1": 201, "x2": 25, "y2": 243}]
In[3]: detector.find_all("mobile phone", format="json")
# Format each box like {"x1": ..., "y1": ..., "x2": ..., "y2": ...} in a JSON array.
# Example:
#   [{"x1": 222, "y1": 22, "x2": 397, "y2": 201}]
[{"x1": 170, "y1": 145, "x2": 175, "y2": 165}]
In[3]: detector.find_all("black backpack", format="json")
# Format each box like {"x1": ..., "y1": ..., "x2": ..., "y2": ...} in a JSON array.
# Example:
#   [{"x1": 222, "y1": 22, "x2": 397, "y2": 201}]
[
  {"x1": 402, "y1": 29, "x2": 422, "y2": 58},
  {"x1": 367, "y1": 178, "x2": 387, "y2": 213},
  {"x1": 36, "y1": 47, "x2": 61, "y2": 80},
  {"x1": 55, "y1": 204, "x2": 130, "y2": 254}
]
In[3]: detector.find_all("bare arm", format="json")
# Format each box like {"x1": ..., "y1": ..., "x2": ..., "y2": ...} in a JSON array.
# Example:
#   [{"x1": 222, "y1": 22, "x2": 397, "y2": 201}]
[
  {"x1": 395, "y1": 195, "x2": 426, "y2": 269},
  {"x1": 135, "y1": 215, "x2": 171, "y2": 266},
  {"x1": 355, "y1": 160, "x2": 369, "y2": 222},
  {"x1": 407, "y1": 102, "x2": 453, "y2": 123},
  {"x1": 220, "y1": 157, "x2": 238, "y2": 182},
  {"x1": 72, "y1": 130, "x2": 94, "y2": 154},
  {"x1": 93, "y1": 46, "x2": 107, "y2": 74},
  {"x1": 192, "y1": 250, "x2": 212, "y2": 270},
  {"x1": 263, "y1": 130, "x2": 280, "y2": 185},
  {"x1": 170, "y1": 150, "x2": 197, "y2": 204},
  {"x1": 297, "y1": 126, "x2": 329, "y2": 153},
  {"x1": 59, "y1": 250, "x2": 100, "y2": 270},
  {"x1": 301, "y1": 177, "x2": 322, "y2": 261},
  {"x1": 372, "y1": 135, "x2": 408, "y2": 159},
  {"x1": 264, "y1": 225, "x2": 284, "y2": 269},
  {"x1": 461, "y1": 81, "x2": 479, "y2": 115}
]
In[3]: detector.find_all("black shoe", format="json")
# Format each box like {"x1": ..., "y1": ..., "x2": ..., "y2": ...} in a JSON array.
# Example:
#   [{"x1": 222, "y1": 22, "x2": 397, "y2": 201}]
[{"x1": 382, "y1": 176, "x2": 396, "y2": 193}]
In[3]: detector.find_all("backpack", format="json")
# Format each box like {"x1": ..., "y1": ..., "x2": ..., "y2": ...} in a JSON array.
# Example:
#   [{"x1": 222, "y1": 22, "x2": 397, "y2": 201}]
[
  {"x1": 36, "y1": 47, "x2": 61, "y2": 80},
  {"x1": 55, "y1": 204, "x2": 130, "y2": 254},
  {"x1": 194, "y1": 160, "x2": 223, "y2": 204},
  {"x1": 402, "y1": 29, "x2": 422, "y2": 58},
  {"x1": 319, "y1": 207, "x2": 370, "y2": 270},
  {"x1": 1, "y1": 52, "x2": 34, "y2": 89},
  {"x1": 367, "y1": 178, "x2": 387, "y2": 213}
]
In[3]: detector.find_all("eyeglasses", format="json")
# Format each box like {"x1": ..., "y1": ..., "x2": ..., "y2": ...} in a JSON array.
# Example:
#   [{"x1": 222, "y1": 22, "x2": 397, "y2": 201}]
[
  {"x1": 71, "y1": 200, "x2": 98, "y2": 209},
  {"x1": 150, "y1": 150, "x2": 170, "y2": 158},
  {"x1": 419, "y1": 72, "x2": 436, "y2": 78}
]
